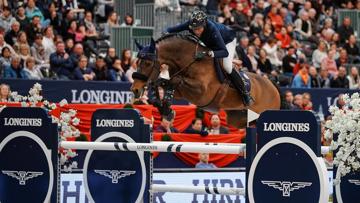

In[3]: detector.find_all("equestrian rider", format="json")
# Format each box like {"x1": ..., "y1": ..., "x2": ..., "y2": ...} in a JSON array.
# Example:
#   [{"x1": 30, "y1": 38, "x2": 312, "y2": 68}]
[{"x1": 165, "y1": 10, "x2": 254, "y2": 106}]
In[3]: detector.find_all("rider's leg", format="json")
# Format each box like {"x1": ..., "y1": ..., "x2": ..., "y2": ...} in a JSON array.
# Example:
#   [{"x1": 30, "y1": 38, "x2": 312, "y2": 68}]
[{"x1": 223, "y1": 38, "x2": 254, "y2": 106}]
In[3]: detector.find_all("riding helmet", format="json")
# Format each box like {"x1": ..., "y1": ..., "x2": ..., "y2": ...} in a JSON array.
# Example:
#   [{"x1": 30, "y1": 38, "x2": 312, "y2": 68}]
[{"x1": 189, "y1": 10, "x2": 207, "y2": 29}]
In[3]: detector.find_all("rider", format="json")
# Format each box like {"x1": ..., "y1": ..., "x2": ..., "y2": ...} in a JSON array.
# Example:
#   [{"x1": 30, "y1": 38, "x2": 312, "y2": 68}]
[{"x1": 164, "y1": 10, "x2": 254, "y2": 106}]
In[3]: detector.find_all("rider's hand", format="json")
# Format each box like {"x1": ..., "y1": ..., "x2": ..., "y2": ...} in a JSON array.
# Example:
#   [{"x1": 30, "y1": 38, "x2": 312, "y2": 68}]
[
  {"x1": 195, "y1": 51, "x2": 207, "y2": 60},
  {"x1": 207, "y1": 51, "x2": 215, "y2": 57}
]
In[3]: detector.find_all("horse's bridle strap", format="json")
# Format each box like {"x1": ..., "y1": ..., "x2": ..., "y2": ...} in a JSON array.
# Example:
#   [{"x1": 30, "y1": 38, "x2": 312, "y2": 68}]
[{"x1": 132, "y1": 72, "x2": 148, "y2": 81}]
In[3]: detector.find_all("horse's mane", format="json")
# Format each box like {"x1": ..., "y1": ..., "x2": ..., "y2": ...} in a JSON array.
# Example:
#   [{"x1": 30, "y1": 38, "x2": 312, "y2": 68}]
[{"x1": 156, "y1": 33, "x2": 205, "y2": 47}]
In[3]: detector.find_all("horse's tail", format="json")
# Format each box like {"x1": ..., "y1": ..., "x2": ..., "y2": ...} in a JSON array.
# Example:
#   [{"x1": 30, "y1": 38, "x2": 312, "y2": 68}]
[{"x1": 270, "y1": 79, "x2": 289, "y2": 109}]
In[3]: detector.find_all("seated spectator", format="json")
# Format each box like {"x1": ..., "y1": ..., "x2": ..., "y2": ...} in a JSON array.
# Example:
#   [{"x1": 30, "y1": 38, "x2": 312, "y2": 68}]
[
  {"x1": 3, "y1": 56, "x2": 27, "y2": 79},
  {"x1": 25, "y1": 15, "x2": 42, "y2": 45},
  {"x1": 45, "y1": 3, "x2": 61, "y2": 32},
  {"x1": 336, "y1": 49, "x2": 349, "y2": 67},
  {"x1": 268, "y1": 6, "x2": 283, "y2": 32},
  {"x1": 330, "y1": 66, "x2": 350, "y2": 88},
  {"x1": 321, "y1": 49, "x2": 338, "y2": 77},
  {"x1": 108, "y1": 58, "x2": 128, "y2": 82},
  {"x1": 4, "y1": 21, "x2": 20, "y2": 46},
  {"x1": 319, "y1": 67, "x2": 331, "y2": 88},
  {"x1": 347, "y1": 66, "x2": 360, "y2": 89},
  {"x1": 49, "y1": 41, "x2": 74, "y2": 80},
  {"x1": 275, "y1": 27, "x2": 291, "y2": 49},
  {"x1": 0, "y1": 83, "x2": 10, "y2": 102},
  {"x1": 247, "y1": 45, "x2": 258, "y2": 72},
  {"x1": 65, "y1": 20, "x2": 77, "y2": 41},
  {"x1": 309, "y1": 66, "x2": 320, "y2": 88},
  {"x1": 259, "y1": 23, "x2": 274, "y2": 43},
  {"x1": 337, "y1": 17, "x2": 354, "y2": 44},
  {"x1": 69, "y1": 43, "x2": 84, "y2": 69},
  {"x1": 282, "y1": 46, "x2": 297, "y2": 77},
  {"x1": 92, "y1": 56, "x2": 109, "y2": 81},
  {"x1": 312, "y1": 40, "x2": 328, "y2": 69},
  {"x1": 24, "y1": 57, "x2": 43, "y2": 80},
  {"x1": 25, "y1": 0, "x2": 45, "y2": 24},
  {"x1": 74, "y1": 24, "x2": 87, "y2": 44},
  {"x1": 302, "y1": 92, "x2": 313, "y2": 110},
  {"x1": 231, "y1": 3, "x2": 249, "y2": 33},
  {"x1": 154, "y1": 115, "x2": 179, "y2": 133},
  {"x1": 105, "y1": 47, "x2": 118, "y2": 68},
  {"x1": 42, "y1": 26, "x2": 56, "y2": 60},
  {"x1": 104, "y1": 11, "x2": 119, "y2": 37},
  {"x1": 284, "y1": 90, "x2": 295, "y2": 109},
  {"x1": 257, "y1": 49, "x2": 272, "y2": 75},
  {"x1": 249, "y1": 13, "x2": 264, "y2": 36},
  {"x1": 218, "y1": 5, "x2": 235, "y2": 26},
  {"x1": 0, "y1": 33, "x2": 15, "y2": 55},
  {"x1": 291, "y1": 64, "x2": 311, "y2": 88},
  {"x1": 343, "y1": 35, "x2": 359, "y2": 61},
  {"x1": 184, "y1": 118, "x2": 208, "y2": 136},
  {"x1": 0, "y1": 47, "x2": 11, "y2": 75},
  {"x1": 18, "y1": 44, "x2": 31, "y2": 66},
  {"x1": 294, "y1": 11, "x2": 312, "y2": 41},
  {"x1": 65, "y1": 38, "x2": 74, "y2": 53},
  {"x1": 207, "y1": 114, "x2": 229, "y2": 135},
  {"x1": 121, "y1": 14, "x2": 135, "y2": 26},
  {"x1": 73, "y1": 55, "x2": 95, "y2": 81},
  {"x1": 84, "y1": 11, "x2": 98, "y2": 36},
  {"x1": 121, "y1": 49, "x2": 133, "y2": 72},
  {"x1": 293, "y1": 94, "x2": 303, "y2": 110},
  {"x1": 13, "y1": 31, "x2": 30, "y2": 54},
  {"x1": 195, "y1": 153, "x2": 217, "y2": 169},
  {"x1": 0, "y1": 6, "x2": 15, "y2": 32},
  {"x1": 15, "y1": 5, "x2": 27, "y2": 30},
  {"x1": 31, "y1": 34, "x2": 48, "y2": 65},
  {"x1": 263, "y1": 38, "x2": 282, "y2": 67},
  {"x1": 125, "y1": 59, "x2": 138, "y2": 83}
]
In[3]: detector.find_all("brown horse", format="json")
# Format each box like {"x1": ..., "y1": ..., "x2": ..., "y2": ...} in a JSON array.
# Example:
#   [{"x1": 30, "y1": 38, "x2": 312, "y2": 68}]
[{"x1": 131, "y1": 34, "x2": 281, "y2": 128}]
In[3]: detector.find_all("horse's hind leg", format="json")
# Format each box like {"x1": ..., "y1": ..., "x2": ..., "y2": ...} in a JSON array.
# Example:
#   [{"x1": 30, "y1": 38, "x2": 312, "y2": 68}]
[{"x1": 225, "y1": 110, "x2": 248, "y2": 129}]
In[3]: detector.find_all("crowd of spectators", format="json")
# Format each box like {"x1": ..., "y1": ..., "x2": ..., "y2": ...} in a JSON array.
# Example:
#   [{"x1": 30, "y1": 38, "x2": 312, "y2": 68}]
[{"x1": 0, "y1": 0, "x2": 138, "y2": 82}]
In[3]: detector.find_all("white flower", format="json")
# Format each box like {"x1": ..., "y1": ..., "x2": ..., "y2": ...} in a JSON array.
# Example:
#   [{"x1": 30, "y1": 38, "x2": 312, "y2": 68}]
[
  {"x1": 33, "y1": 83, "x2": 42, "y2": 91},
  {"x1": 50, "y1": 103, "x2": 57, "y2": 110},
  {"x1": 43, "y1": 100, "x2": 49, "y2": 106},
  {"x1": 59, "y1": 99, "x2": 68, "y2": 107},
  {"x1": 21, "y1": 102, "x2": 28, "y2": 107},
  {"x1": 72, "y1": 118, "x2": 80, "y2": 126},
  {"x1": 68, "y1": 109, "x2": 77, "y2": 117}
]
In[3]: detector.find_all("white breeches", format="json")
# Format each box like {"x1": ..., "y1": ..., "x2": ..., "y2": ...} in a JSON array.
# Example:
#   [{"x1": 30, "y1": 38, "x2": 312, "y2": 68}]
[{"x1": 223, "y1": 38, "x2": 237, "y2": 74}]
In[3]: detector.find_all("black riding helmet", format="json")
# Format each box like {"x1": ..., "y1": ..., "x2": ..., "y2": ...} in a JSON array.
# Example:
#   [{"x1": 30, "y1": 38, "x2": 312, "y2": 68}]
[{"x1": 189, "y1": 10, "x2": 207, "y2": 29}]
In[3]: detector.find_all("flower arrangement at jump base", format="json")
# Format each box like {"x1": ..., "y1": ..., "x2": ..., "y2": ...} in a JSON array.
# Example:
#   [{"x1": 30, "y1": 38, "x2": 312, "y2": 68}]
[
  {"x1": 325, "y1": 93, "x2": 360, "y2": 183},
  {"x1": 4, "y1": 83, "x2": 80, "y2": 172}
]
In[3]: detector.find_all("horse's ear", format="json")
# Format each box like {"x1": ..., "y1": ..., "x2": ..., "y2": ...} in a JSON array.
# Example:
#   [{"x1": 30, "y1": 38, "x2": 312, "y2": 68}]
[
  {"x1": 150, "y1": 38, "x2": 156, "y2": 52},
  {"x1": 134, "y1": 39, "x2": 144, "y2": 50}
]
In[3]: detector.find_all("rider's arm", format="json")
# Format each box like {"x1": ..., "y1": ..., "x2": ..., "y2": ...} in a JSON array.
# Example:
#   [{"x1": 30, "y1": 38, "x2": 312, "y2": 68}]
[
  {"x1": 166, "y1": 21, "x2": 190, "y2": 33},
  {"x1": 211, "y1": 28, "x2": 229, "y2": 58}
]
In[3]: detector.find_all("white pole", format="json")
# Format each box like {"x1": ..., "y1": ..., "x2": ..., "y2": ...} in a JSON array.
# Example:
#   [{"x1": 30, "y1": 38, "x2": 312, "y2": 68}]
[
  {"x1": 151, "y1": 184, "x2": 245, "y2": 196},
  {"x1": 60, "y1": 141, "x2": 245, "y2": 154},
  {"x1": 153, "y1": 141, "x2": 246, "y2": 147}
]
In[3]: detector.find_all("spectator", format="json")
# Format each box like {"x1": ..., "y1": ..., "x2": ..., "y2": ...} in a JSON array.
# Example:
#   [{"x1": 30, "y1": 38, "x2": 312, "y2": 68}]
[
  {"x1": 247, "y1": 45, "x2": 258, "y2": 72},
  {"x1": 15, "y1": 5, "x2": 27, "y2": 30},
  {"x1": 184, "y1": 118, "x2": 208, "y2": 136},
  {"x1": 293, "y1": 94, "x2": 303, "y2": 110},
  {"x1": 121, "y1": 14, "x2": 135, "y2": 26},
  {"x1": 3, "y1": 56, "x2": 27, "y2": 79},
  {"x1": 268, "y1": 6, "x2": 283, "y2": 32},
  {"x1": 42, "y1": 26, "x2": 56, "y2": 60},
  {"x1": 61, "y1": 9, "x2": 75, "y2": 37},
  {"x1": 259, "y1": 23, "x2": 274, "y2": 43},
  {"x1": 4, "y1": 21, "x2": 20, "y2": 46},
  {"x1": 347, "y1": 66, "x2": 360, "y2": 89},
  {"x1": 249, "y1": 13, "x2": 264, "y2": 36},
  {"x1": 343, "y1": 34, "x2": 359, "y2": 62},
  {"x1": 275, "y1": 26, "x2": 291, "y2": 49},
  {"x1": 319, "y1": 67, "x2": 331, "y2": 88},
  {"x1": 292, "y1": 64, "x2": 311, "y2": 88},
  {"x1": 284, "y1": 90, "x2": 295, "y2": 109},
  {"x1": 69, "y1": 43, "x2": 84, "y2": 69},
  {"x1": 207, "y1": 114, "x2": 229, "y2": 135},
  {"x1": 105, "y1": 47, "x2": 117, "y2": 68},
  {"x1": 18, "y1": 43, "x2": 31, "y2": 66},
  {"x1": 263, "y1": 38, "x2": 282, "y2": 67},
  {"x1": 65, "y1": 20, "x2": 77, "y2": 41},
  {"x1": 0, "y1": 6, "x2": 15, "y2": 32},
  {"x1": 0, "y1": 46, "x2": 10, "y2": 73},
  {"x1": 65, "y1": 38, "x2": 74, "y2": 53},
  {"x1": 108, "y1": 58, "x2": 127, "y2": 82},
  {"x1": 92, "y1": 56, "x2": 109, "y2": 81},
  {"x1": 84, "y1": 11, "x2": 98, "y2": 36},
  {"x1": 154, "y1": 115, "x2": 179, "y2": 133},
  {"x1": 24, "y1": 57, "x2": 43, "y2": 80},
  {"x1": 104, "y1": 11, "x2": 119, "y2": 37},
  {"x1": 31, "y1": 34, "x2": 47, "y2": 65},
  {"x1": 337, "y1": 17, "x2": 354, "y2": 44},
  {"x1": 121, "y1": 48, "x2": 132, "y2": 72},
  {"x1": 252, "y1": 0, "x2": 265, "y2": 16},
  {"x1": 125, "y1": 59, "x2": 138, "y2": 83},
  {"x1": 232, "y1": 3, "x2": 249, "y2": 33},
  {"x1": 294, "y1": 11, "x2": 312, "y2": 40},
  {"x1": 336, "y1": 49, "x2": 349, "y2": 67},
  {"x1": 25, "y1": 0, "x2": 45, "y2": 24},
  {"x1": 309, "y1": 66, "x2": 320, "y2": 88},
  {"x1": 236, "y1": 36, "x2": 253, "y2": 72},
  {"x1": 282, "y1": 46, "x2": 297, "y2": 77},
  {"x1": 218, "y1": 5, "x2": 235, "y2": 26},
  {"x1": 13, "y1": 31, "x2": 29, "y2": 54},
  {"x1": 302, "y1": 92, "x2": 313, "y2": 110},
  {"x1": 0, "y1": 83, "x2": 10, "y2": 102},
  {"x1": 312, "y1": 40, "x2": 328, "y2": 69},
  {"x1": 321, "y1": 49, "x2": 337, "y2": 77},
  {"x1": 25, "y1": 15, "x2": 42, "y2": 45},
  {"x1": 73, "y1": 55, "x2": 94, "y2": 81},
  {"x1": 330, "y1": 66, "x2": 349, "y2": 88},
  {"x1": 257, "y1": 48, "x2": 272, "y2": 75},
  {"x1": 195, "y1": 153, "x2": 217, "y2": 169},
  {"x1": 280, "y1": 7, "x2": 292, "y2": 26},
  {"x1": 49, "y1": 41, "x2": 73, "y2": 80},
  {"x1": 45, "y1": 3, "x2": 61, "y2": 32}
]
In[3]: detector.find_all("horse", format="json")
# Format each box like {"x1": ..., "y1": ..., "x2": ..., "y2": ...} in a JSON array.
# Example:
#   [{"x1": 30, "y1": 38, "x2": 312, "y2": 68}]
[{"x1": 131, "y1": 34, "x2": 281, "y2": 128}]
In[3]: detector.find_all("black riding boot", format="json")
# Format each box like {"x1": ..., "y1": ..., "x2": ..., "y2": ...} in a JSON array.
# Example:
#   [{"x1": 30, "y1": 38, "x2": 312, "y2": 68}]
[{"x1": 228, "y1": 69, "x2": 254, "y2": 106}]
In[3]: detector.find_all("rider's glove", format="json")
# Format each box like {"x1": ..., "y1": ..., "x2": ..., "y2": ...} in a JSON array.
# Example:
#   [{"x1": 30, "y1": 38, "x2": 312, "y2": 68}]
[{"x1": 207, "y1": 51, "x2": 215, "y2": 57}]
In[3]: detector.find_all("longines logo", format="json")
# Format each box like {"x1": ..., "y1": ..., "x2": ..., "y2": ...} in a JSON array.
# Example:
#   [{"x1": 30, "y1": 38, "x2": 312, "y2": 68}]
[
  {"x1": 94, "y1": 170, "x2": 136, "y2": 183},
  {"x1": 95, "y1": 119, "x2": 134, "y2": 128},
  {"x1": 2, "y1": 170, "x2": 43, "y2": 185},
  {"x1": 3, "y1": 118, "x2": 42, "y2": 127},
  {"x1": 349, "y1": 179, "x2": 360, "y2": 185},
  {"x1": 261, "y1": 180, "x2": 312, "y2": 197},
  {"x1": 263, "y1": 122, "x2": 310, "y2": 132}
]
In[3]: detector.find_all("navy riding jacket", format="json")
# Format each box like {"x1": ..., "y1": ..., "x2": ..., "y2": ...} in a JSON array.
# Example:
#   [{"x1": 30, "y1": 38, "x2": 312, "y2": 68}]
[{"x1": 166, "y1": 20, "x2": 236, "y2": 58}]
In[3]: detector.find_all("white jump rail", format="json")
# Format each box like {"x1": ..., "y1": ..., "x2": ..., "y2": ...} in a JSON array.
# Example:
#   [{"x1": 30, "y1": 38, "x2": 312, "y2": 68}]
[
  {"x1": 151, "y1": 184, "x2": 245, "y2": 196},
  {"x1": 61, "y1": 141, "x2": 246, "y2": 154}
]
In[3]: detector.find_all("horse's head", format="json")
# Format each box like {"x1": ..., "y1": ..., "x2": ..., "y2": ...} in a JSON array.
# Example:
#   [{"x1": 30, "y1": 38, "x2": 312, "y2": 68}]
[{"x1": 131, "y1": 39, "x2": 160, "y2": 98}]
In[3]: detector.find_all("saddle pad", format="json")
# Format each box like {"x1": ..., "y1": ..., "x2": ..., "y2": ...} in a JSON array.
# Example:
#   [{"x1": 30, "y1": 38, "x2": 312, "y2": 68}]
[{"x1": 239, "y1": 71, "x2": 251, "y2": 92}]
